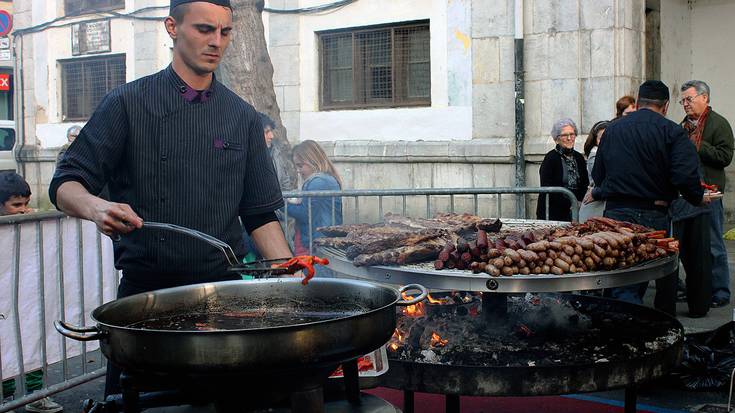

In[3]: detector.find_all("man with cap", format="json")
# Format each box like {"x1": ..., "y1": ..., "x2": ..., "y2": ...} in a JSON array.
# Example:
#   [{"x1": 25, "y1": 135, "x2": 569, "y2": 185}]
[
  {"x1": 587, "y1": 80, "x2": 707, "y2": 316},
  {"x1": 50, "y1": 0, "x2": 293, "y2": 396}
]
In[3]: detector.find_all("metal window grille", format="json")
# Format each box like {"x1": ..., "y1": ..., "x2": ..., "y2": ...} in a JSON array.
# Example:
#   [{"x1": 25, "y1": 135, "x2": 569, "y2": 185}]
[
  {"x1": 61, "y1": 54, "x2": 126, "y2": 121},
  {"x1": 65, "y1": 0, "x2": 125, "y2": 14},
  {"x1": 320, "y1": 21, "x2": 431, "y2": 110}
]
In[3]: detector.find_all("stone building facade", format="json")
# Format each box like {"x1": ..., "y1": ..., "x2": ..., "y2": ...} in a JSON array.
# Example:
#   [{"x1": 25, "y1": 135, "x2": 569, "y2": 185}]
[{"x1": 10, "y1": 0, "x2": 735, "y2": 220}]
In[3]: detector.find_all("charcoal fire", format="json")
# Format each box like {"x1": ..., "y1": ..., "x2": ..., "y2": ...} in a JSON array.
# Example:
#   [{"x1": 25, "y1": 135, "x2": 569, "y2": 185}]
[{"x1": 388, "y1": 293, "x2": 682, "y2": 369}]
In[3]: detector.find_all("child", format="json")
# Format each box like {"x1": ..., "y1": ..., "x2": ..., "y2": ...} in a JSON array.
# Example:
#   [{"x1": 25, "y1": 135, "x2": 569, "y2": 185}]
[{"x1": 0, "y1": 172, "x2": 32, "y2": 215}]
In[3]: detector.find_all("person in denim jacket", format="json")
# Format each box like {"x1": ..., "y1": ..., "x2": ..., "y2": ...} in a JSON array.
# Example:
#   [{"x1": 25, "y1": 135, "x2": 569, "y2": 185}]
[{"x1": 289, "y1": 140, "x2": 343, "y2": 256}]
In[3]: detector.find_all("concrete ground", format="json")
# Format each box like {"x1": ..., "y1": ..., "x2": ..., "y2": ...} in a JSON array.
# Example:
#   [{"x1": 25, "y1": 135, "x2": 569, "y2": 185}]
[{"x1": 9, "y1": 242, "x2": 735, "y2": 413}]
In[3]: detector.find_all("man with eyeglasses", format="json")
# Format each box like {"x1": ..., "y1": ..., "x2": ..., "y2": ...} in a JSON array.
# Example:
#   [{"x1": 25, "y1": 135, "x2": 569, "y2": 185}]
[
  {"x1": 679, "y1": 80, "x2": 734, "y2": 309},
  {"x1": 589, "y1": 80, "x2": 707, "y2": 316}
]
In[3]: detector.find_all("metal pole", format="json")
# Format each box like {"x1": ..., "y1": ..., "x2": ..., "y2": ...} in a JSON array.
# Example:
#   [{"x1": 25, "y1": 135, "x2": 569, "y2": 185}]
[
  {"x1": 12, "y1": 225, "x2": 26, "y2": 397},
  {"x1": 36, "y1": 222, "x2": 49, "y2": 391},
  {"x1": 56, "y1": 218, "x2": 68, "y2": 381},
  {"x1": 76, "y1": 220, "x2": 87, "y2": 373},
  {"x1": 514, "y1": 0, "x2": 526, "y2": 219}
]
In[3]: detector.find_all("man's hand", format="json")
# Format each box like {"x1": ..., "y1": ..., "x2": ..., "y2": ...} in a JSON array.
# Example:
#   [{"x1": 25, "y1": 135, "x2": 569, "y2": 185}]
[
  {"x1": 582, "y1": 187, "x2": 595, "y2": 205},
  {"x1": 56, "y1": 181, "x2": 143, "y2": 238},
  {"x1": 90, "y1": 200, "x2": 143, "y2": 238},
  {"x1": 701, "y1": 193, "x2": 716, "y2": 206}
]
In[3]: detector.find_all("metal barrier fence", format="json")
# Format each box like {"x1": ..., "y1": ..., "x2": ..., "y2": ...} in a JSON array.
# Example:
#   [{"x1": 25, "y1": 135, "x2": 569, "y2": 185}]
[
  {"x1": 0, "y1": 186, "x2": 576, "y2": 412},
  {"x1": 0, "y1": 211, "x2": 116, "y2": 413}
]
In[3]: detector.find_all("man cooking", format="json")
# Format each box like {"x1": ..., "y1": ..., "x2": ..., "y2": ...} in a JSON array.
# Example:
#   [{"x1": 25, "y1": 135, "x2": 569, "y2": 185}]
[{"x1": 49, "y1": 0, "x2": 292, "y2": 396}]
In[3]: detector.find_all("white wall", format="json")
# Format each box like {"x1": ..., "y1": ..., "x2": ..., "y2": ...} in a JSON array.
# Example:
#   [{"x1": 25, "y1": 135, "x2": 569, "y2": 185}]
[
  {"x1": 690, "y1": 0, "x2": 735, "y2": 125},
  {"x1": 659, "y1": 0, "x2": 691, "y2": 123},
  {"x1": 295, "y1": 0, "x2": 472, "y2": 141},
  {"x1": 26, "y1": 0, "x2": 170, "y2": 147}
]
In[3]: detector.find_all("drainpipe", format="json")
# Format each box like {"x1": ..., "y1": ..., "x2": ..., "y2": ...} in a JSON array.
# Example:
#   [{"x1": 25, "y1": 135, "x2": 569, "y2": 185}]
[{"x1": 514, "y1": 0, "x2": 526, "y2": 218}]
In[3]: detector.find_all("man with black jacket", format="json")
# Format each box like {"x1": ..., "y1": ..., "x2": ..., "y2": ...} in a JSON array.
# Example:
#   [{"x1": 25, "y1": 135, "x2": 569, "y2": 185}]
[{"x1": 588, "y1": 80, "x2": 707, "y2": 315}]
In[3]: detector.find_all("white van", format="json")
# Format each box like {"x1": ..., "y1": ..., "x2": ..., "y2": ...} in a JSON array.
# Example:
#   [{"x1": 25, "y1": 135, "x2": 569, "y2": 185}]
[{"x1": 0, "y1": 119, "x2": 16, "y2": 172}]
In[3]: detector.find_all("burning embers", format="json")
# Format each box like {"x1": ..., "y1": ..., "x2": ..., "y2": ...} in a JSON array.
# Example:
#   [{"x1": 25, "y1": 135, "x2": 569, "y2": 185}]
[
  {"x1": 388, "y1": 293, "x2": 682, "y2": 368},
  {"x1": 389, "y1": 291, "x2": 479, "y2": 353}
]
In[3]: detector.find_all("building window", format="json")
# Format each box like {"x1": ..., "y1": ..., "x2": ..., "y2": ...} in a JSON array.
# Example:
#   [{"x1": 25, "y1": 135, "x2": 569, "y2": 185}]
[
  {"x1": 65, "y1": 0, "x2": 125, "y2": 15},
  {"x1": 319, "y1": 21, "x2": 431, "y2": 110},
  {"x1": 61, "y1": 54, "x2": 126, "y2": 121}
]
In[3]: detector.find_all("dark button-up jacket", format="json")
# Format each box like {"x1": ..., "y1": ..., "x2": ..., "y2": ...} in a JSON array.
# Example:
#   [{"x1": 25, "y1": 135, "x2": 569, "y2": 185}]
[
  {"x1": 592, "y1": 108, "x2": 703, "y2": 207},
  {"x1": 50, "y1": 66, "x2": 284, "y2": 286}
]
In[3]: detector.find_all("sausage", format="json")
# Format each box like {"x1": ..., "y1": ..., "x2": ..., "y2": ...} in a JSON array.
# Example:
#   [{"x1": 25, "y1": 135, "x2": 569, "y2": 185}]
[
  {"x1": 484, "y1": 264, "x2": 501, "y2": 277},
  {"x1": 519, "y1": 266, "x2": 530, "y2": 275},
  {"x1": 586, "y1": 234, "x2": 608, "y2": 248},
  {"x1": 518, "y1": 259, "x2": 528, "y2": 269},
  {"x1": 548, "y1": 250, "x2": 558, "y2": 260},
  {"x1": 469, "y1": 261, "x2": 481, "y2": 273},
  {"x1": 492, "y1": 257, "x2": 505, "y2": 268},
  {"x1": 526, "y1": 241, "x2": 550, "y2": 252},
  {"x1": 573, "y1": 244, "x2": 584, "y2": 256},
  {"x1": 554, "y1": 258, "x2": 570, "y2": 272},
  {"x1": 510, "y1": 265, "x2": 519, "y2": 274},
  {"x1": 602, "y1": 257, "x2": 616, "y2": 268},
  {"x1": 501, "y1": 266, "x2": 514, "y2": 276},
  {"x1": 487, "y1": 248, "x2": 501, "y2": 258},
  {"x1": 558, "y1": 252, "x2": 573, "y2": 265},
  {"x1": 592, "y1": 244, "x2": 606, "y2": 258},
  {"x1": 584, "y1": 257, "x2": 595, "y2": 270},
  {"x1": 545, "y1": 257, "x2": 554, "y2": 266},
  {"x1": 548, "y1": 241, "x2": 563, "y2": 250},
  {"x1": 503, "y1": 256, "x2": 514, "y2": 267},
  {"x1": 571, "y1": 254, "x2": 581, "y2": 265},
  {"x1": 504, "y1": 249, "x2": 522, "y2": 263},
  {"x1": 551, "y1": 266, "x2": 564, "y2": 275},
  {"x1": 457, "y1": 238, "x2": 469, "y2": 253},
  {"x1": 537, "y1": 251, "x2": 547, "y2": 260},
  {"x1": 589, "y1": 252, "x2": 601, "y2": 264},
  {"x1": 576, "y1": 238, "x2": 594, "y2": 250},
  {"x1": 434, "y1": 260, "x2": 445, "y2": 270},
  {"x1": 541, "y1": 265, "x2": 551, "y2": 274},
  {"x1": 569, "y1": 264, "x2": 577, "y2": 273},
  {"x1": 532, "y1": 266, "x2": 543, "y2": 274}
]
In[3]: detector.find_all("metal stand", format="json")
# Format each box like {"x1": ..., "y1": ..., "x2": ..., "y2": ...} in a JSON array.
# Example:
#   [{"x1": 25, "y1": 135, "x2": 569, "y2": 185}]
[
  {"x1": 624, "y1": 385, "x2": 637, "y2": 413},
  {"x1": 119, "y1": 374, "x2": 139, "y2": 413},
  {"x1": 445, "y1": 394, "x2": 460, "y2": 413},
  {"x1": 403, "y1": 390, "x2": 414, "y2": 413},
  {"x1": 342, "y1": 358, "x2": 361, "y2": 404}
]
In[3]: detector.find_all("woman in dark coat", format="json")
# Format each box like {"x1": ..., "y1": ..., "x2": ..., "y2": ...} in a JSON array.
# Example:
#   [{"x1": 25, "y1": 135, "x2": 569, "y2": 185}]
[{"x1": 536, "y1": 118, "x2": 589, "y2": 221}]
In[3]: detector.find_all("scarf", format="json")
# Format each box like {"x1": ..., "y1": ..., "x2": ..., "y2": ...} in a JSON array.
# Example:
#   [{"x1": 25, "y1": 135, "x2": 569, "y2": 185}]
[
  {"x1": 555, "y1": 145, "x2": 579, "y2": 191},
  {"x1": 682, "y1": 106, "x2": 711, "y2": 150}
]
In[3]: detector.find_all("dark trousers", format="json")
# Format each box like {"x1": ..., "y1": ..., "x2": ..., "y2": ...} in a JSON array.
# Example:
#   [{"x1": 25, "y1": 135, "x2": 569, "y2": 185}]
[
  {"x1": 673, "y1": 213, "x2": 712, "y2": 316},
  {"x1": 104, "y1": 274, "x2": 240, "y2": 397},
  {"x1": 603, "y1": 207, "x2": 677, "y2": 316}
]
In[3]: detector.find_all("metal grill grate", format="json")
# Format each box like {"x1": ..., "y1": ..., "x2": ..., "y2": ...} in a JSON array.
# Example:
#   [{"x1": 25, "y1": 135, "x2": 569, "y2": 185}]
[
  {"x1": 320, "y1": 22, "x2": 430, "y2": 110},
  {"x1": 61, "y1": 54, "x2": 126, "y2": 121}
]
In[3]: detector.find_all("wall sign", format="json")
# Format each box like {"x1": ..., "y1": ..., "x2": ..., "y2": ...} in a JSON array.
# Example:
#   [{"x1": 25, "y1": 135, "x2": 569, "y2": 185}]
[
  {"x1": 0, "y1": 37, "x2": 10, "y2": 49},
  {"x1": 0, "y1": 11, "x2": 12, "y2": 37},
  {"x1": 0, "y1": 49, "x2": 10, "y2": 61},
  {"x1": 72, "y1": 20, "x2": 111, "y2": 56},
  {"x1": 0, "y1": 74, "x2": 10, "y2": 91}
]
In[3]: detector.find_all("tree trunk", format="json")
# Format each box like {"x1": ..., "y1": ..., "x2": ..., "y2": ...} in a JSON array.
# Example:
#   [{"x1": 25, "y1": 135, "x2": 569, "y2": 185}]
[{"x1": 218, "y1": 0, "x2": 296, "y2": 190}]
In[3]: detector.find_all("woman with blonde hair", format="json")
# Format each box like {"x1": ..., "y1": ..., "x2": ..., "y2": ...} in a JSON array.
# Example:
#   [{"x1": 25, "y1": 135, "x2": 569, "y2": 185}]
[{"x1": 289, "y1": 140, "x2": 343, "y2": 256}]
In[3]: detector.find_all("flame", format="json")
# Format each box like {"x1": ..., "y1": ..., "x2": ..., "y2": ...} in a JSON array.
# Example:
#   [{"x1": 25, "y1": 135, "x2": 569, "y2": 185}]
[
  {"x1": 427, "y1": 294, "x2": 444, "y2": 304},
  {"x1": 402, "y1": 292, "x2": 426, "y2": 317},
  {"x1": 389, "y1": 327, "x2": 406, "y2": 352},
  {"x1": 430, "y1": 332, "x2": 448, "y2": 348}
]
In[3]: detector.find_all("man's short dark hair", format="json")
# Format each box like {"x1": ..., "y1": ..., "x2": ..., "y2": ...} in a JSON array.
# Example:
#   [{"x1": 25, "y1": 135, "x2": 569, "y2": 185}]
[
  {"x1": 258, "y1": 112, "x2": 277, "y2": 130},
  {"x1": 170, "y1": 4, "x2": 190, "y2": 23},
  {"x1": 0, "y1": 172, "x2": 31, "y2": 205},
  {"x1": 637, "y1": 97, "x2": 668, "y2": 109}
]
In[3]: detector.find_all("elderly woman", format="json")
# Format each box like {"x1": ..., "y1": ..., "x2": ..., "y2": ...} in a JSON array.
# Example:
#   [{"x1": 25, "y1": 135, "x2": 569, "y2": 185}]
[{"x1": 536, "y1": 118, "x2": 589, "y2": 221}]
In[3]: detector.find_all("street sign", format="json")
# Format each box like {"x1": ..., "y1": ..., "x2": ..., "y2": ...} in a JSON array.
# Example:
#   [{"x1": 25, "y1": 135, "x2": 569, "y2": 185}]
[
  {"x1": 0, "y1": 49, "x2": 10, "y2": 61},
  {"x1": 0, "y1": 11, "x2": 12, "y2": 37},
  {"x1": 0, "y1": 74, "x2": 10, "y2": 91},
  {"x1": 0, "y1": 37, "x2": 9, "y2": 49},
  {"x1": 72, "y1": 20, "x2": 111, "y2": 56}
]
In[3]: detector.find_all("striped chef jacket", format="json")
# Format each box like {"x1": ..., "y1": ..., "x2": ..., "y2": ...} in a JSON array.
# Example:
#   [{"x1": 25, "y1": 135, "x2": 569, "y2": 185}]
[{"x1": 50, "y1": 65, "x2": 284, "y2": 288}]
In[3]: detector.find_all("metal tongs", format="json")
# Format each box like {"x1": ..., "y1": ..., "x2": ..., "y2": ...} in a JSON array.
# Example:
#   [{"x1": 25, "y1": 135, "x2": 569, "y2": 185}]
[{"x1": 141, "y1": 222, "x2": 328, "y2": 279}]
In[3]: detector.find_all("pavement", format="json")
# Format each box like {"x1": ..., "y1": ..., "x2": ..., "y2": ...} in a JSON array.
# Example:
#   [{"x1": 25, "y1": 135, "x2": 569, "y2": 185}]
[{"x1": 9, "y1": 242, "x2": 735, "y2": 413}]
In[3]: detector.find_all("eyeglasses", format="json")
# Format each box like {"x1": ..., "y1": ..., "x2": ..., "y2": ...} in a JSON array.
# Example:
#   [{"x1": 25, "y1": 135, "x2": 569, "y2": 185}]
[
  {"x1": 678, "y1": 94, "x2": 701, "y2": 105},
  {"x1": 557, "y1": 133, "x2": 576, "y2": 139}
]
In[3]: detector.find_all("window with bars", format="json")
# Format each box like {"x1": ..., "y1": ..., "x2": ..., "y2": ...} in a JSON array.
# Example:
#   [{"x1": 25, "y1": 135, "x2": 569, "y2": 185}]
[
  {"x1": 61, "y1": 54, "x2": 126, "y2": 121},
  {"x1": 319, "y1": 21, "x2": 431, "y2": 110},
  {"x1": 65, "y1": 0, "x2": 125, "y2": 14}
]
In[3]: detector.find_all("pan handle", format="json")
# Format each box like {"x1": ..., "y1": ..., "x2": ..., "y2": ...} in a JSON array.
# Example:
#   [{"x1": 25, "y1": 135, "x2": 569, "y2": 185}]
[
  {"x1": 396, "y1": 284, "x2": 429, "y2": 306},
  {"x1": 54, "y1": 320, "x2": 106, "y2": 341}
]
